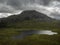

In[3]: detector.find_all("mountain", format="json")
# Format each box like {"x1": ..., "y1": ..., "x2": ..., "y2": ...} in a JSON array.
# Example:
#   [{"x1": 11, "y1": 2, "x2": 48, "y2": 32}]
[{"x1": 0, "y1": 10, "x2": 54, "y2": 22}]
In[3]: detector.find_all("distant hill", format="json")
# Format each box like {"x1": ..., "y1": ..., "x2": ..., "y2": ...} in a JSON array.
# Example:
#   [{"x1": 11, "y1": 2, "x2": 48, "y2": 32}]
[
  {"x1": 0, "y1": 10, "x2": 55, "y2": 23},
  {"x1": 0, "y1": 10, "x2": 59, "y2": 28}
]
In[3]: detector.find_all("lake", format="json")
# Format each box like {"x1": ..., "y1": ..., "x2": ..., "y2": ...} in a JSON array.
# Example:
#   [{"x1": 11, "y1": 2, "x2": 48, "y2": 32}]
[{"x1": 12, "y1": 30, "x2": 58, "y2": 39}]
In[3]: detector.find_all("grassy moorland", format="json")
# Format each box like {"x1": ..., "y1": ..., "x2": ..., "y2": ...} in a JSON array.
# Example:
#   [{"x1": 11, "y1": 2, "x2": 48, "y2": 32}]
[
  {"x1": 0, "y1": 10, "x2": 60, "y2": 45},
  {"x1": 0, "y1": 20, "x2": 60, "y2": 45}
]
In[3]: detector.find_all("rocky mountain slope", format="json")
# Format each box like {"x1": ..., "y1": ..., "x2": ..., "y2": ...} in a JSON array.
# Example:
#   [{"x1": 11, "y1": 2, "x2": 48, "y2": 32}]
[{"x1": 0, "y1": 10, "x2": 54, "y2": 23}]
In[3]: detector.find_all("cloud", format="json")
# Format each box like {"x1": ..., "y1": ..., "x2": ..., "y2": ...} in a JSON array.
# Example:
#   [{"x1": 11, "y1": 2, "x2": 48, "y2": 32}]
[
  {"x1": 0, "y1": 10, "x2": 23, "y2": 18},
  {"x1": 0, "y1": 0, "x2": 60, "y2": 19},
  {"x1": 0, "y1": 0, "x2": 59, "y2": 12},
  {"x1": 41, "y1": 0, "x2": 50, "y2": 5},
  {"x1": 0, "y1": 0, "x2": 55, "y2": 12},
  {"x1": 0, "y1": 3, "x2": 16, "y2": 13}
]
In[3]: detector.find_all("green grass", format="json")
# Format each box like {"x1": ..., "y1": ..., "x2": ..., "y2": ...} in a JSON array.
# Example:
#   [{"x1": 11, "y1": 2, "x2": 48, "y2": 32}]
[
  {"x1": 7, "y1": 20, "x2": 60, "y2": 29},
  {"x1": 0, "y1": 20, "x2": 60, "y2": 45}
]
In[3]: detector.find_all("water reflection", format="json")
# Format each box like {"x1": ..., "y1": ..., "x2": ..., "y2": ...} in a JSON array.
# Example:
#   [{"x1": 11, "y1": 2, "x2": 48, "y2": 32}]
[
  {"x1": 38, "y1": 30, "x2": 58, "y2": 35},
  {"x1": 12, "y1": 30, "x2": 58, "y2": 39}
]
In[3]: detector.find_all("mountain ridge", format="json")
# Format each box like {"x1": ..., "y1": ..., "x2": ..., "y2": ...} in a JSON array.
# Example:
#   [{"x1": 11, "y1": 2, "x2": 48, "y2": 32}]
[{"x1": 0, "y1": 10, "x2": 56, "y2": 24}]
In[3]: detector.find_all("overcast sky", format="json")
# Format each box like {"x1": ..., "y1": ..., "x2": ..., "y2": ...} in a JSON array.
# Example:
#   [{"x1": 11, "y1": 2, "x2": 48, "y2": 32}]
[
  {"x1": 0, "y1": 0, "x2": 60, "y2": 19},
  {"x1": 0, "y1": 0, "x2": 48, "y2": 12},
  {"x1": 0, "y1": 0, "x2": 56, "y2": 13}
]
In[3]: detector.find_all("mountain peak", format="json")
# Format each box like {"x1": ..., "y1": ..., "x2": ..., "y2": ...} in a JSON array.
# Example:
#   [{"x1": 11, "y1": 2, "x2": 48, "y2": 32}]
[
  {"x1": 0, "y1": 10, "x2": 54, "y2": 24},
  {"x1": 17, "y1": 10, "x2": 53, "y2": 21}
]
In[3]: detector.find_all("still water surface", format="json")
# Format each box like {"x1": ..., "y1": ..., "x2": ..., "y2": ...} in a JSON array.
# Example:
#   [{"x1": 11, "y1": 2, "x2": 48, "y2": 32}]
[{"x1": 12, "y1": 30, "x2": 58, "y2": 39}]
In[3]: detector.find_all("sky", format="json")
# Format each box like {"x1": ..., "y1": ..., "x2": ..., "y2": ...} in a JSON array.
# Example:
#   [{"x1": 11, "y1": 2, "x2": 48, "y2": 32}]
[{"x1": 0, "y1": 0, "x2": 60, "y2": 19}]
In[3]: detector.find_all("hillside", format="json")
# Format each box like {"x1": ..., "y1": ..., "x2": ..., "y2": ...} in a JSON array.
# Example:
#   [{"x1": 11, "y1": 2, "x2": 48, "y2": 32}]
[
  {"x1": 0, "y1": 10, "x2": 60, "y2": 45},
  {"x1": 0, "y1": 10, "x2": 54, "y2": 23}
]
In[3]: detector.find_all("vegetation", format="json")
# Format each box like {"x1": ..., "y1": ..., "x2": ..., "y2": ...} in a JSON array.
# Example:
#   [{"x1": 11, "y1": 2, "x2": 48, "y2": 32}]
[
  {"x1": 0, "y1": 20, "x2": 60, "y2": 45},
  {"x1": 0, "y1": 10, "x2": 60, "y2": 45}
]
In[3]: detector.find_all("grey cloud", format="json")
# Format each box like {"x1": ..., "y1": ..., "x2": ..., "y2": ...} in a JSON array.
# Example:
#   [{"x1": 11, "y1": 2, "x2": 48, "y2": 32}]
[
  {"x1": 7, "y1": 0, "x2": 21, "y2": 9},
  {"x1": 42, "y1": 0, "x2": 51, "y2": 5},
  {"x1": 7, "y1": 0, "x2": 36, "y2": 10},
  {"x1": 0, "y1": 3, "x2": 16, "y2": 13},
  {"x1": 0, "y1": 0, "x2": 60, "y2": 19},
  {"x1": 0, "y1": 0, "x2": 60, "y2": 13},
  {"x1": 6, "y1": 0, "x2": 56, "y2": 10},
  {"x1": 0, "y1": 0, "x2": 5, "y2": 3}
]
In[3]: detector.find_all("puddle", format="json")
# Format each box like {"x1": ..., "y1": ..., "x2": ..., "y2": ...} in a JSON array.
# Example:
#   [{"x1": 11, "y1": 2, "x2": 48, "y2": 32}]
[
  {"x1": 12, "y1": 30, "x2": 58, "y2": 39},
  {"x1": 38, "y1": 30, "x2": 58, "y2": 35}
]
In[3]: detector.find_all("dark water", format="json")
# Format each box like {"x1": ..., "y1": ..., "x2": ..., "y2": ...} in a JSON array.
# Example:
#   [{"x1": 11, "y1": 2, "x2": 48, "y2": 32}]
[{"x1": 12, "y1": 30, "x2": 58, "y2": 39}]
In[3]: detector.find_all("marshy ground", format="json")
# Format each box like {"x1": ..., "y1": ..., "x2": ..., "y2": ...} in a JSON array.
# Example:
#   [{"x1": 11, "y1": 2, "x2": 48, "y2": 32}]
[{"x1": 0, "y1": 20, "x2": 60, "y2": 45}]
